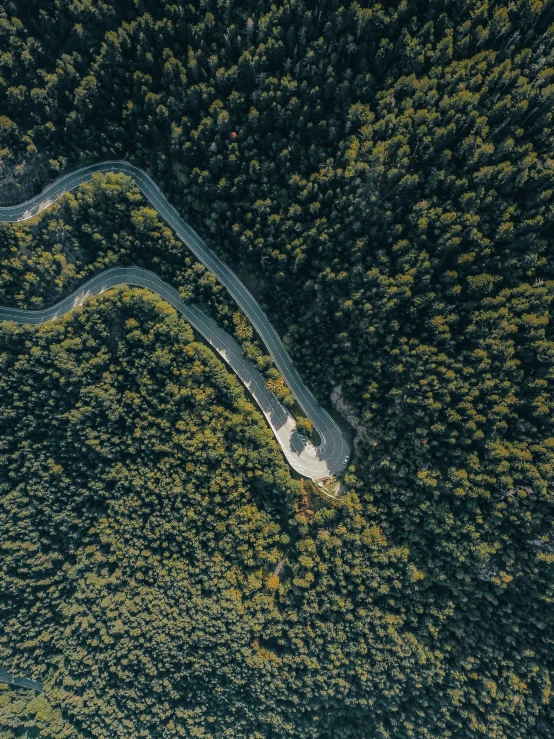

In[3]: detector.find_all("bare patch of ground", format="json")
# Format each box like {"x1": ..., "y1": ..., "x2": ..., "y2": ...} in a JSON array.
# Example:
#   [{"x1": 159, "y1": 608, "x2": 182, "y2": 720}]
[{"x1": 330, "y1": 384, "x2": 371, "y2": 452}]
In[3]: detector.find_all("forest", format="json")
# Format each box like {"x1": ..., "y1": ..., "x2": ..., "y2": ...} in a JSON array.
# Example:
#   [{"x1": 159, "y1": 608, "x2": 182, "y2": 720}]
[{"x1": 1, "y1": 0, "x2": 554, "y2": 737}]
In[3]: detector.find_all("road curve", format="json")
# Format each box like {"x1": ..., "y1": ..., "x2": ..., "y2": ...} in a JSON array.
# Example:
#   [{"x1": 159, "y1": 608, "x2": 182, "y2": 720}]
[{"x1": 0, "y1": 163, "x2": 350, "y2": 480}]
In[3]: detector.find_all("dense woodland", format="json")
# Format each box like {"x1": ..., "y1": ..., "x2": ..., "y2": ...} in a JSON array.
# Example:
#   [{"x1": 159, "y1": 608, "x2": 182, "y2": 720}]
[
  {"x1": 1, "y1": 685, "x2": 66, "y2": 738},
  {"x1": 0, "y1": 173, "x2": 308, "y2": 419},
  {"x1": 2, "y1": 0, "x2": 554, "y2": 737}
]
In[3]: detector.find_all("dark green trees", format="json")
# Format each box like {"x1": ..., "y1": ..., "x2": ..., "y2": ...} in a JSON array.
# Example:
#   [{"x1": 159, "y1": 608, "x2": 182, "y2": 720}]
[{"x1": 1, "y1": 1, "x2": 554, "y2": 737}]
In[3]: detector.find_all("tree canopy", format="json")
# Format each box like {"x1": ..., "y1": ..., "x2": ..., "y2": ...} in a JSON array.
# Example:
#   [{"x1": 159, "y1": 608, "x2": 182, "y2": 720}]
[{"x1": 1, "y1": 1, "x2": 554, "y2": 737}]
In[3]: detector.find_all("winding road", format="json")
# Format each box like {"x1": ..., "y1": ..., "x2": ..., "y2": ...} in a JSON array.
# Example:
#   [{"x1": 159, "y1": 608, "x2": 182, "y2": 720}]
[{"x1": 0, "y1": 163, "x2": 350, "y2": 480}]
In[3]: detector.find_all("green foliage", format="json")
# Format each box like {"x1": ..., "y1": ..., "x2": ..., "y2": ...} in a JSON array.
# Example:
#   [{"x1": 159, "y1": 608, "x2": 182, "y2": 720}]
[
  {"x1": 1, "y1": 0, "x2": 554, "y2": 737},
  {"x1": 0, "y1": 685, "x2": 72, "y2": 739},
  {"x1": 0, "y1": 289, "x2": 304, "y2": 737}
]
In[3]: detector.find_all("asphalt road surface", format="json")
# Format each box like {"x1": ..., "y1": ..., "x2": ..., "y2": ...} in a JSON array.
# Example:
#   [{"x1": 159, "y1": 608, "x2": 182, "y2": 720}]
[
  {"x1": 0, "y1": 665, "x2": 43, "y2": 692},
  {"x1": 0, "y1": 163, "x2": 350, "y2": 480}
]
